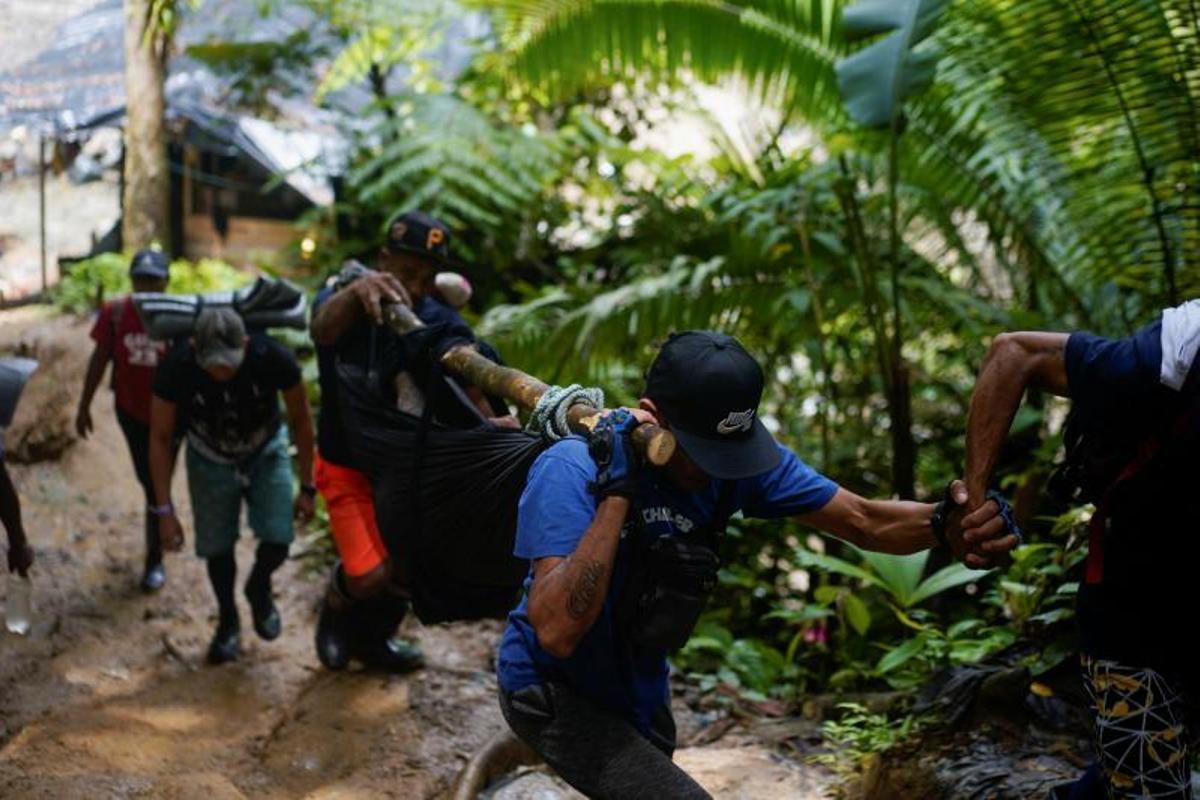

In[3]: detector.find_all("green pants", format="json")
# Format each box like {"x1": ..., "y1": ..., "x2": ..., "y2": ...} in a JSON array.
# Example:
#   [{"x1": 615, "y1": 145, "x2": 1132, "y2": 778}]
[{"x1": 186, "y1": 427, "x2": 295, "y2": 558}]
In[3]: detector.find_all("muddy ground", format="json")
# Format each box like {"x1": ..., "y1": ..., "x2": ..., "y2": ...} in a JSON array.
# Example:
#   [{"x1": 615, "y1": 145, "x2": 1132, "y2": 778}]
[{"x1": 0, "y1": 307, "x2": 836, "y2": 799}]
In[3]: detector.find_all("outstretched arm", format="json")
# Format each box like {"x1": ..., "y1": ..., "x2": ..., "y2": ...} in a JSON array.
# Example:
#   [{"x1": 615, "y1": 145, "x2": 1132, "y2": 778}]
[{"x1": 797, "y1": 486, "x2": 955, "y2": 556}]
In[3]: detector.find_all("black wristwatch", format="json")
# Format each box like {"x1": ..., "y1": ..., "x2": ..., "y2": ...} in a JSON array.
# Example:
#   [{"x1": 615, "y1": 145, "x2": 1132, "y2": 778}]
[
  {"x1": 930, "y1": 501, "x2": 950, "y2": 549},
  {"x1": 929, "y1": 481, "x2": 957, "y2": 549},
  {"x1": 300, "y1": 483, "x2": 318, "y2": 498}
]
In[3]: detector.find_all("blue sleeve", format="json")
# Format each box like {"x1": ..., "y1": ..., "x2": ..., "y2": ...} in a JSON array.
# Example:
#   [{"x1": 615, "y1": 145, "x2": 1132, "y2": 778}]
[
  {"x1": 417, "y1": 298, "x2": 471, "y2": 331},
  {"x1": 313, "y1": 285, "x2": 335, "y2": 316},
  {"x1": 741, "y1": 445, "x2": 839, "y2": 519},
  {"x1": 1065, "y1": 323, "x2": 1162, "y2": 401},
  {"x1": 514, "y1": 441, "x2": 599, "y2": 560}
]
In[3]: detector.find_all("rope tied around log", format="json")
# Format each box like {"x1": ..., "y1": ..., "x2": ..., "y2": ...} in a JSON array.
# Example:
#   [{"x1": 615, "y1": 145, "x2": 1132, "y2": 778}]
[{"x1": 527, "y1": 383, "x2": 605, "y2": 441}]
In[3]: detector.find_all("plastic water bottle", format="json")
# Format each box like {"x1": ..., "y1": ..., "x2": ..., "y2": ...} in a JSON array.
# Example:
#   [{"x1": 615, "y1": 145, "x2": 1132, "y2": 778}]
[{"x1": 5, "y1": 573, "x2": 32, "y2": 635}]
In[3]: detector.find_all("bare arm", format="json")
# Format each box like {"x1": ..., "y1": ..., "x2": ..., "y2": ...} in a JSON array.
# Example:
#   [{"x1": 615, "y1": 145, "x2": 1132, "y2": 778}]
[
  {"x1": 796, "y1": 487, "x2": 939, "y2": 555},
  {"x1": 149, "y1": 396, "x2": 186, "y2": 552},
  {"x1": 527, "y1": 496, "x2": 630, "y2": 658},
  {"x1": 281, "y1": 383, "x2": 314, "y2": 487},
  {"x1": 149, "y1": 396, "x2": 178, "y2": 508},
  {"x1": 75, "y1": 345, "x2": 111, "y2": 439},
  {"x1": 963, "y1": 332, "x2": 1070, "y2": 508},
  {"x1": 0, "y1": 462, "x2": 31, "y2": 575},
  {"x1": 311, "y1": 272, "x2": 408, "y2": 346}
]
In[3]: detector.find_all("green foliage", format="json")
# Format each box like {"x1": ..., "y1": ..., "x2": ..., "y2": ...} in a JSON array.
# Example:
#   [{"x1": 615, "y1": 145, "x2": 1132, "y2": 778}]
[
  {"x1": 54, "y1": 253, "x2": 252, "y2": 314},
  {"x1": 676, "y1": 619, "x2": 790, "y2": 698},
  {"x1": 229, "y1": 0, "x2": 1188, "y2": 718},
  {"x1": 796, "y1": 546, "x2": 990, "y2": 609},
  {"x1": 836, "y1": 0, "x2": 949, "y2": 127},
  {"x1": 484, "y1": 0, "x2": 849, "y2": 121},
  {"x1": 347, "y1": 93, "x2": 565, "y2": 243},
  {"x1": 815, "y1": 703, "x2": 922, "y2": 776}
]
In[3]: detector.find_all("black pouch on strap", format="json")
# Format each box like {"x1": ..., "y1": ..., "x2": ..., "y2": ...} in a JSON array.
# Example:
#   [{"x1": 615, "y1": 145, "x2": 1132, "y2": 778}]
[{"x1": 616, "y1": 482, "x2": 737, "y2": 659}]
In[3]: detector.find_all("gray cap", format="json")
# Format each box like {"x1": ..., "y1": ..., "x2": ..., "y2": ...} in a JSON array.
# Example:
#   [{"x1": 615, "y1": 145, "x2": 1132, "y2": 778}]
[{"x1": 193, "y1": 307, "x2": 247, "y2": 371}]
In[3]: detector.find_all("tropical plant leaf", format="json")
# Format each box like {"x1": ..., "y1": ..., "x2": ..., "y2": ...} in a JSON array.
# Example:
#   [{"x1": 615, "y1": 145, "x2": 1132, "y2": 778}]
[
  {"x1": 907, "y1": 562, "x2": 992, "y2": 607},
  {"x1": 835, "y1": 0, "x2": 949, "y2": 127}
]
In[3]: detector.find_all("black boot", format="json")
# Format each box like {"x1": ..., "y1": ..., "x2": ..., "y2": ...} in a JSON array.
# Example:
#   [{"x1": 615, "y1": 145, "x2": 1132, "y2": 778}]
[
  {"x1": 315, "y1": 564, "x2": 354, "y2": 671},
  {"x1": 244, "y1": 542, "x2": 287, "y2": 641},
  {"x1": 207, "y1": 618, "x2": 241, "y2": 665},
  {"x1": 206, "y1": 552, "x2": 240, "y2": 664},
  {"x1": 141, "y1": 513, "x2": 166, "y2": 593},
  {"x1": 348, "y1": 592, "x2": 424, "y2": 673}
]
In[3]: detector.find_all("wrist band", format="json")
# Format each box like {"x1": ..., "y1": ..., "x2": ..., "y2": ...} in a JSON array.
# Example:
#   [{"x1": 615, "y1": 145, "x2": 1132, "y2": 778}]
[
  {"x1": 149, "y1": 503, "x2": 174, "y2": 517},
  {"x1": 930, "y1": 501, "x2": 950, "y2": 548}
]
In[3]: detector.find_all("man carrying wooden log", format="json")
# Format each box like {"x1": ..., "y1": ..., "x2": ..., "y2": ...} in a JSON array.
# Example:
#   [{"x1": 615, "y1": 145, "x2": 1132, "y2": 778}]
[
  {"x1": 309, "y1": 210, "x2": 516, "y2": 672},
  {"x1": 495, "y1": 331, "x2": 1019, "y2": 798}
]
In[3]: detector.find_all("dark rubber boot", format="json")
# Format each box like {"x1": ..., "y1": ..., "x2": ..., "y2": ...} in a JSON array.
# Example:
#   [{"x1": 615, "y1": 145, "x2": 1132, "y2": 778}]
[
  {"x1": 348, "y1": 594, "x2": 424, "y2": 674},
  {"x1": 141, "y1": 513, "x2": 165, "y2": 593},
  {"x1": 244, "y1": 584, "x2": 281, "y2": 641},
  {"x1": 207, "y1": 620, "x2": 241, "y2": 665},
  {"x1": 244, "y1": 543, "x2": 287, "y2": 641},
  {"x1": 315, "y1": 564, "x2": 354, "y2": 671}
]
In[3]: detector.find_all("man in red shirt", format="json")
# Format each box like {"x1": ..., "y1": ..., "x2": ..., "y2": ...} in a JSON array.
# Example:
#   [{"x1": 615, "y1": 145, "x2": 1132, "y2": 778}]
[{"x1": 75, "y1": 250, "x2": 179, "y2": 592}]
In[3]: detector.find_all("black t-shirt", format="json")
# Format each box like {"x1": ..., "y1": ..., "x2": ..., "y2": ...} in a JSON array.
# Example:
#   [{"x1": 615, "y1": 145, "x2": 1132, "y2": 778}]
[
  {"x1": 312, "y1": 289, "x2": 477, "y2": 468},
  {"x1": 153, "y1": 332, "x2": 301, "y2": 462},
  {"x1": 1064, "y1": 320, "x2": 1199, "y2": 673}
]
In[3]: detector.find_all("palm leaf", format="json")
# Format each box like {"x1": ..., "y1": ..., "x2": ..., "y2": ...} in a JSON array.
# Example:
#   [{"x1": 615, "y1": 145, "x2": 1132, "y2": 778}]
[{"x1": 835, "y1": 0, "x2": 950, "y2": 127}]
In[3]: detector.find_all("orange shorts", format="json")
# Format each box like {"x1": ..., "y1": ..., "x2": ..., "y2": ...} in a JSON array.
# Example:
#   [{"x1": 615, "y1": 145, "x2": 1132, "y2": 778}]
[{"x1": 314, "y1": 452, "x2": 388, "y2": 578}]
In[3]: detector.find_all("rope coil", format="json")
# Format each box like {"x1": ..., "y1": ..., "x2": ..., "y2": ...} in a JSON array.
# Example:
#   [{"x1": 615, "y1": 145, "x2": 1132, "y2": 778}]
[{"x1": 527, "y1": 383, "x2": 605, "y2": 441}]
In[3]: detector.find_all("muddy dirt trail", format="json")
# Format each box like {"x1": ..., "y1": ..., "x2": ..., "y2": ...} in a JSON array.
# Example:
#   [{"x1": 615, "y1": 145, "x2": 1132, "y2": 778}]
[{"x1": 0, "y1": 308, "x2": 834, "y2": 799}]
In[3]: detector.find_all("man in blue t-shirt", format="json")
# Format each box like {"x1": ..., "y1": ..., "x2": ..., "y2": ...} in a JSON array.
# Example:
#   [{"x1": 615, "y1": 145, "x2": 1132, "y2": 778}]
[
  {"x1": 496, "y1": 331, "x2": 1017, "y2": 798},
  {"x1": 310, "y1": 211, "x2": 517, "y2": 673},
  {"x1": 959, "y1": 301, "x2": 1199, "y2": 800}
]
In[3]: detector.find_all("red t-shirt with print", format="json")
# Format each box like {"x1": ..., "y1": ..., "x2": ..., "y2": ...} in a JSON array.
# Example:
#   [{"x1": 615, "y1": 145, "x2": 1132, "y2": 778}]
[{"x1": 90, "y1": 296, "x2": 170, "y2": 424}]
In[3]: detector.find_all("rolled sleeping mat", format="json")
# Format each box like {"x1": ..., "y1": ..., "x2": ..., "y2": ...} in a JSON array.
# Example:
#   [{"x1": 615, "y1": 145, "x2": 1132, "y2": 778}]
[
  {"x1": 0, "y1": 357, "x2": 38, "y2": 427},
  {"x1": 133, "y1": 276, "x2": 308, "y2": 339}
]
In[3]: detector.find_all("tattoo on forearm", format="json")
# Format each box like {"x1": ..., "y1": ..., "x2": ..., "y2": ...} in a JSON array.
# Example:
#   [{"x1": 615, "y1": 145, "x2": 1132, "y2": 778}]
[{"x1": 566, "y1": 559, "x2": 605, "y2": 620}]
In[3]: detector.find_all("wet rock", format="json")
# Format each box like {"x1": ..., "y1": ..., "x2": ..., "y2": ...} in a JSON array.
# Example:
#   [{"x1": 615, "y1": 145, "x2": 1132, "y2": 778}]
[{"x1": 484, "y1": 769, "x2": 583, "y2": 800}]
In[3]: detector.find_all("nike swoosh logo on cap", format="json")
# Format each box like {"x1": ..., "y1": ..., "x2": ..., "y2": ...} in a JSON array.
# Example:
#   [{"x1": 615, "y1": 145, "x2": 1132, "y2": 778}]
[{"x1": 716, "y1": 409, "x2": 755, "y2": 434}]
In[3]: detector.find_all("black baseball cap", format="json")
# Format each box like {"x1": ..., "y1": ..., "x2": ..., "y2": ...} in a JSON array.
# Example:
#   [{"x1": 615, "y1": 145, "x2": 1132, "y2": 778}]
[
  {"x1": 385, "y1": 210, "x2": 453, "y2": 265},
  {"x1": 645, "y1": 331, "x2": 781, "y2": 480},
  {"x1": 130, "y1": 249, "x2": 170, "y2": 279}
]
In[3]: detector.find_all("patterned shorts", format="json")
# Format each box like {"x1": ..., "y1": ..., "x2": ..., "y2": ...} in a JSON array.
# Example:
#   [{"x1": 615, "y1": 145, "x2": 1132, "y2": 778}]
[{"x1": 1083, "y1": 654, "x2": 1195, "y2": 799}]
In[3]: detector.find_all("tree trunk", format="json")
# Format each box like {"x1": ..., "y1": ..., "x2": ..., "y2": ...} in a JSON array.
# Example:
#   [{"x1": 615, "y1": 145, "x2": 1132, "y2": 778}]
[
  {"x1": 122, "y1": 0, "x2": 170, "y2": 251},
  {"x1": 889, "y1": 361, "x2": 916, "y2": 499}
]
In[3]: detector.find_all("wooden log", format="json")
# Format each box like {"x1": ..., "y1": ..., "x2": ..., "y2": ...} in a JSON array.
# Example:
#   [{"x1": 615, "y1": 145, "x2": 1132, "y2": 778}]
[
  {"x1": 448, "y1": 729, "x2": 540, "y2": 800},
  {"x1": 383, "y1": 303, "x2": 676, "y2": 465}
]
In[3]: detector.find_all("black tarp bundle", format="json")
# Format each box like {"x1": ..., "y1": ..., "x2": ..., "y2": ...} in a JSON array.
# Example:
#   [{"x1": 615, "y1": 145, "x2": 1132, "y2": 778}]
[
  {"x1": 337, "y1": 344, "x2": 549, "y2": 624},
  {"x1": 134, "y1": 277, "x2": 308, "y2": 339}
]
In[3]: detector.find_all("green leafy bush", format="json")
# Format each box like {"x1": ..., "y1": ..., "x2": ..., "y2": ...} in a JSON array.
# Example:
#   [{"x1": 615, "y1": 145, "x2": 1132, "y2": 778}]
[{"x1": 54, "y1": 253, "x2": 252, "y2": 313}]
